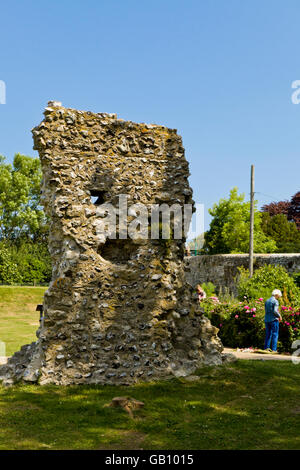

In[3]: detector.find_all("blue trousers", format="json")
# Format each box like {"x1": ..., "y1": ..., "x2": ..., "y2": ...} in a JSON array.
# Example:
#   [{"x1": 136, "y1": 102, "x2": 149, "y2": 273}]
[{"x1": 264, "y1": 321, "x2": 279, "y2": 351}]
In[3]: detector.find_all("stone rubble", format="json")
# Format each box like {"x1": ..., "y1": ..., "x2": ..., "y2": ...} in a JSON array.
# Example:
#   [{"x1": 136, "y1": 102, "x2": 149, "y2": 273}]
[{"x1": 0, "y1": 102, "x2": 225, "y2": 386}]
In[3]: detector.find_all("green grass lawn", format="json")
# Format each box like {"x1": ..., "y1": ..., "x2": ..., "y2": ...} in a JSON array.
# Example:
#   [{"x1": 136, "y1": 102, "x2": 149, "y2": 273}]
[
  {"x1": 0, "y1": 360, "x2": 299, "y2": 450},
  {"x1": 0, "y1": 286, "x2": 47, "y2": 356},
  {"x1": 0, "y1": 287, "x2": 299, "y2": 450}
]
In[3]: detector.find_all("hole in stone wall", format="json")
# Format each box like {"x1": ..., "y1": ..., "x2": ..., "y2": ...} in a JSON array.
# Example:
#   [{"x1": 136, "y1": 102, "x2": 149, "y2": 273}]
[
  {"x1": 90, "y1": 190, "x2": 106, "y2": 205},
  {"x1": 99, "y1": 239, "x2": 138, "y2": 264}
]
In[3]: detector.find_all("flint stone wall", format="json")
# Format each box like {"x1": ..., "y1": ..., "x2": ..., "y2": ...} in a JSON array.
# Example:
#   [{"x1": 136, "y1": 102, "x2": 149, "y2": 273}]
[
  {"x1": 0, "y1": 102, "x2": 224, "y2": 386},
  {"x1": 185, "y1": 254, "x2": 300, "y2": 294}
]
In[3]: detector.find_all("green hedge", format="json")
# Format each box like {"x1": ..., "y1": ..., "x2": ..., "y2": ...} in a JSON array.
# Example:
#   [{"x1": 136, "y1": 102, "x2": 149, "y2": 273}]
[
  {"x1": 237, "y1": 264, "x2": 300, "y2": 305},
  {"x1": 0, "y1": 241, "x2": 51, "y2": 285}
]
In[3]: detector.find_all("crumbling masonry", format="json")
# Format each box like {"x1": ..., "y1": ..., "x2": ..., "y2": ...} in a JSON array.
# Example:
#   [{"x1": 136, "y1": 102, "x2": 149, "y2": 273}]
[{"x1": 0, "y1": 102, "x2": 225, "y2": 386}]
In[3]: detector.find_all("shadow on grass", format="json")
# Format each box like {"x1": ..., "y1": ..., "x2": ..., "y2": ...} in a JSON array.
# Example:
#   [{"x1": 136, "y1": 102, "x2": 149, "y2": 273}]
[{"x1": 0, "y1": 360, "x2": 299, "y2": 450}]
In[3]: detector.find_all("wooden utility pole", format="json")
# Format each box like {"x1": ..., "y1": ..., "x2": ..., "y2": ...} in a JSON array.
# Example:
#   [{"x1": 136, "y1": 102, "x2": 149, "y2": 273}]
[{"x1": 249, "y1": 165, "x2": 255, "y2": 277}]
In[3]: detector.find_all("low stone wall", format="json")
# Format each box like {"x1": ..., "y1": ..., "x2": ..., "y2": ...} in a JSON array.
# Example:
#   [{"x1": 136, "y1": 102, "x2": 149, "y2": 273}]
[{"x1": 184, "y1": 254, "x2": 300, "y2": 294}]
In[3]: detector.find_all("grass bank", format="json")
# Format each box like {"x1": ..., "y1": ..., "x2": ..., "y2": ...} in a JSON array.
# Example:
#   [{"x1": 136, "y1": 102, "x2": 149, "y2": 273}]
[
  {"x1": 0, "y1": 361, "x2": 299, "y2": 450},
  {"x1": 0, "y1": 286, "x2": 47, "y2": 356}
]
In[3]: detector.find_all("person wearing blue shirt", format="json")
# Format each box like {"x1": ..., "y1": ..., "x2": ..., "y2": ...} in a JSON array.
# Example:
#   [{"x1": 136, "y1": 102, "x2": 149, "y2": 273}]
[{"x1": 264, "y1": 289, "x2": 282, "y2": 352}]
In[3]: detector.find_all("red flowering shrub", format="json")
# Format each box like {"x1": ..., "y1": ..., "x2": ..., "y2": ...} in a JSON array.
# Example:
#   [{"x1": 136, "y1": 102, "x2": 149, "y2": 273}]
[
  {"x1": 202, "y1": 297, "x2": 300, "y2": 352},
  {"x1": 278, "y1": 306, "x2": 300, "y2": 352}
]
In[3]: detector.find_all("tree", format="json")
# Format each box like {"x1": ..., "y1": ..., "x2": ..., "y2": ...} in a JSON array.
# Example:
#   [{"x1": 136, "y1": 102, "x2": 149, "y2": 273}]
[
  {"x1": 0, "y1": 245, "x2": 22, "y2": 285},
  {"x1": 203, "y1": 187, "x2": 277, "y2": 254},
  {"x1": 261, "y1": 200, "x2": 290, "y2": 216},
  {"x1": 0, "y1": 154, "x2": 48, "y2": 241},
  {"x1": 187, "y1": 233, "x2": 205, "y2": 251},
  {"x1": 0, "y1": 154, "x2": 51, "y2": 285},
  {"x1": 288, "y1": 191, "x2": 300, "y2": 230},
  {"x1": 261, "y1": 213, "x2": 300, "y2": 253},
  {"x1": 261, "y1": 191, "x2": 300, "y2": 231}
]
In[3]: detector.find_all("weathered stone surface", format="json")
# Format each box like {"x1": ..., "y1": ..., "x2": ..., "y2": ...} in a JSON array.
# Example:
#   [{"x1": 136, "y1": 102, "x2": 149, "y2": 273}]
[
  {"x1": 0, "y1": 342, "x2": 40, "y2": 386},
  {"x1": 221, "y1": 353, "x2": 237, "y2": 364},
  {"x1": 185, "y1": 254, "x2": 300, "y2": 295},
  {"x1": 0, "y1": 102, "x2": 223, "y2": 386}
]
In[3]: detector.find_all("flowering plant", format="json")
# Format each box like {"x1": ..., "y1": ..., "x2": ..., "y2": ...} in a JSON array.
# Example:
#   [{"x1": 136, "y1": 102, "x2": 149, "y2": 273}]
[
  {"x1": 278, "y1": 305, "x2": 300, "y2": 351},
  {"x1": 203, "y1": 296, "x2": 300, "y2": 352}
]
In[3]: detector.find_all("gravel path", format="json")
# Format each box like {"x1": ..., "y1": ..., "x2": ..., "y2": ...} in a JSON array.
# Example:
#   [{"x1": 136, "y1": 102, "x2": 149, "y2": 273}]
[{"x1": 223, "y1": 347, "x2": 292, "y2": 361}]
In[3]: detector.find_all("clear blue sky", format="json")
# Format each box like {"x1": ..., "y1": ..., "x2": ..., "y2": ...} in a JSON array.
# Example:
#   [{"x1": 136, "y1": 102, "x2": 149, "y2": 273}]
[{"x1": 0, "y1": 0, "x2": 299, "y2": 233}]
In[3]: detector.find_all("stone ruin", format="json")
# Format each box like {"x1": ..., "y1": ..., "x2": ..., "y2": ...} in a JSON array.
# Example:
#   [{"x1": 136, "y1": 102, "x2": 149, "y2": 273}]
[{"x1": 0, "y1": 102, "x2": 227, "y2": 386}]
